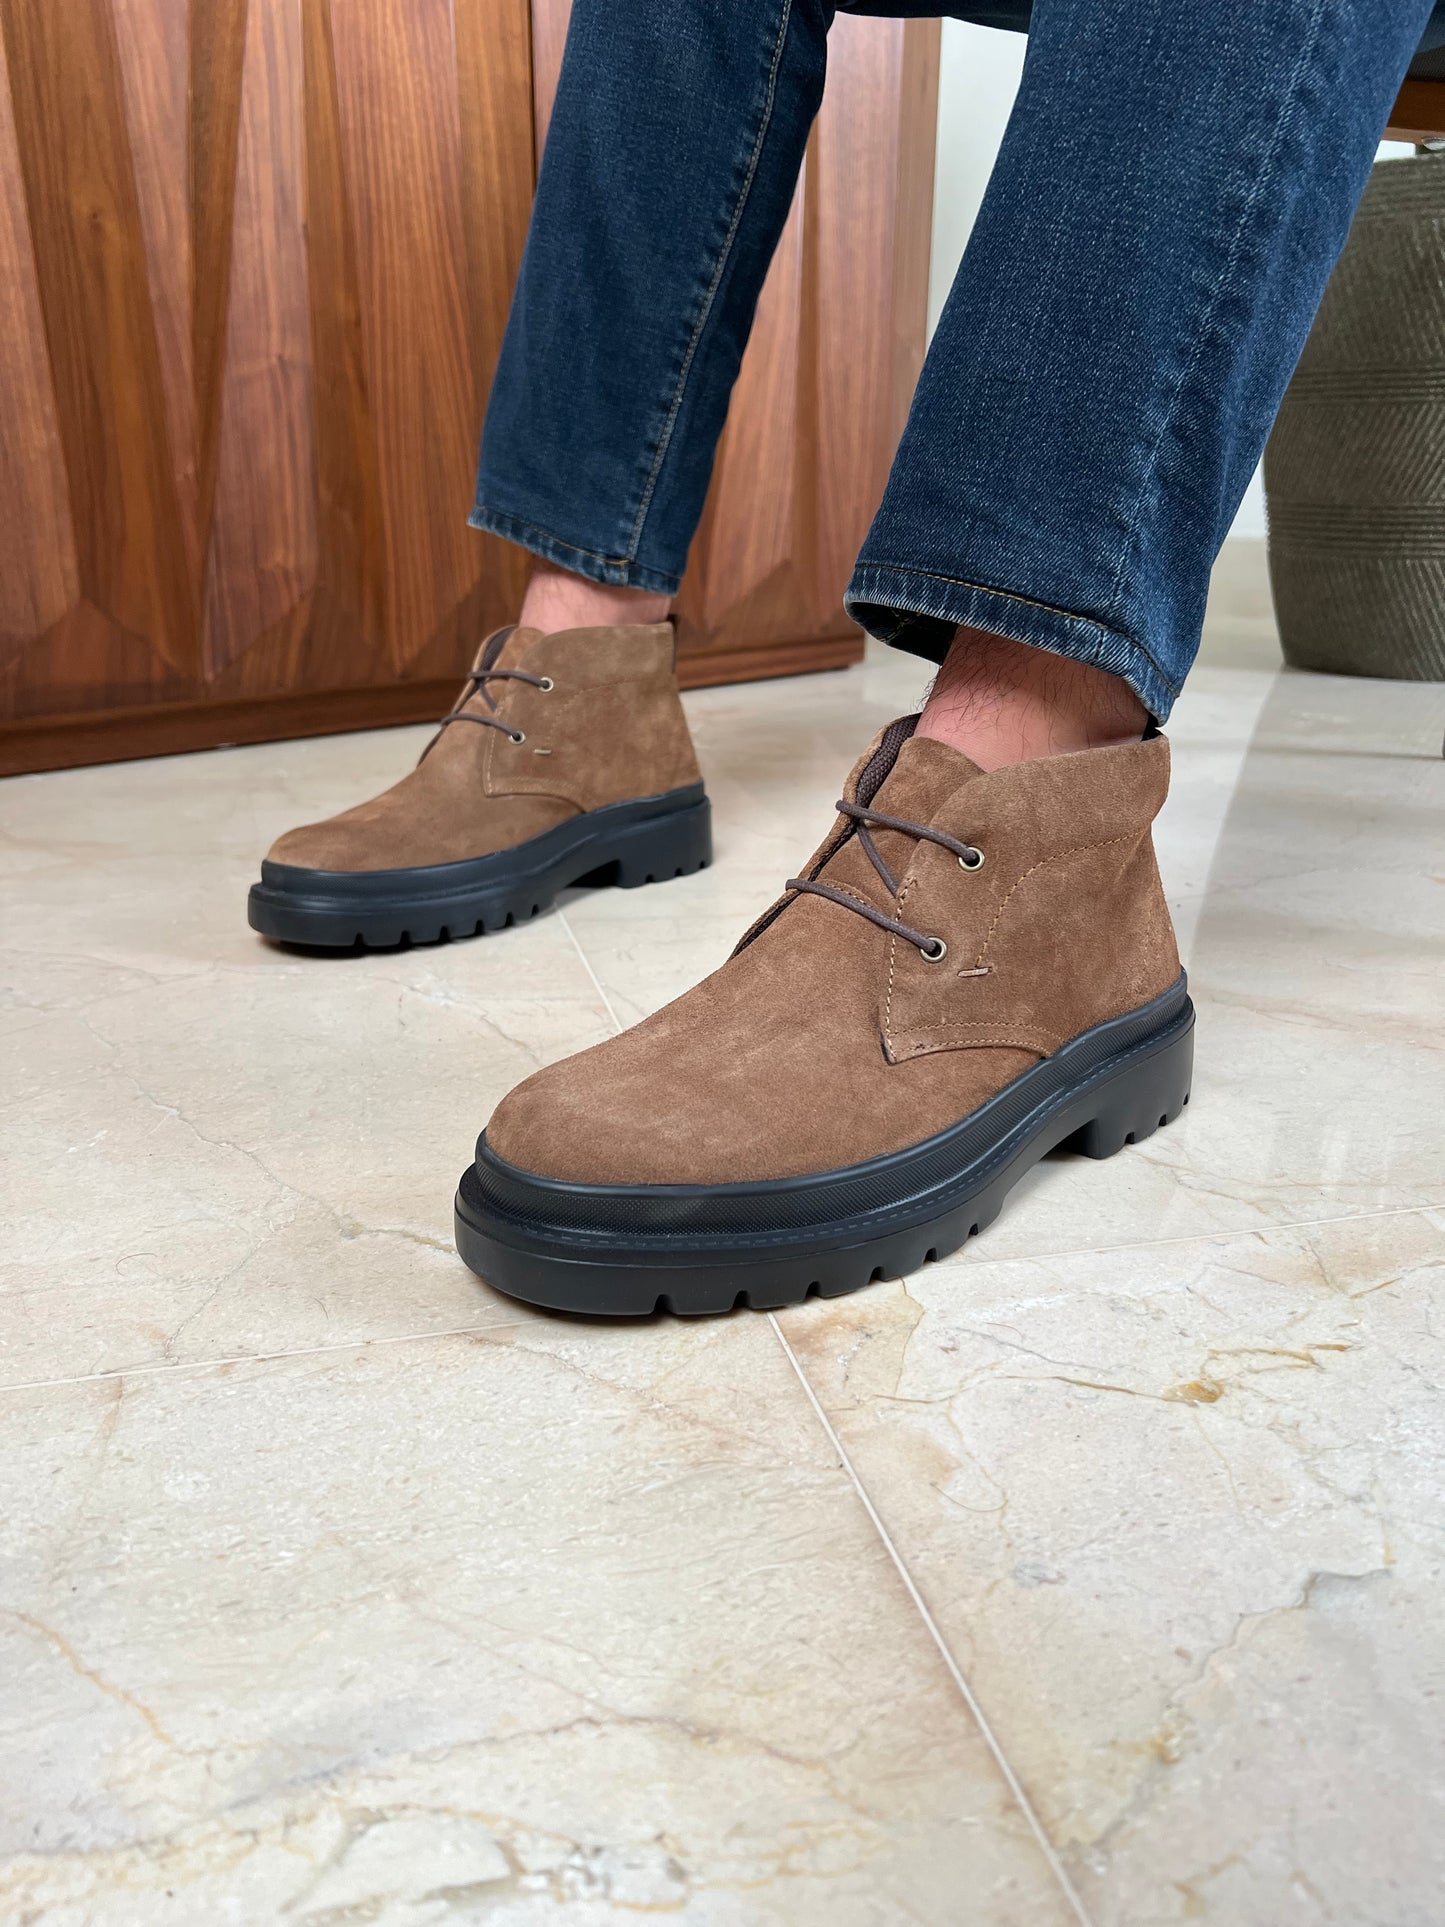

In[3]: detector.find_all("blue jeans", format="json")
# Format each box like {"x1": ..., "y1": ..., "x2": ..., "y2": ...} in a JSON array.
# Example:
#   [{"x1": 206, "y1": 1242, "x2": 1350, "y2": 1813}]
[{"x1": 471, "y1": 0, "x2": 1435, "y2": 721}]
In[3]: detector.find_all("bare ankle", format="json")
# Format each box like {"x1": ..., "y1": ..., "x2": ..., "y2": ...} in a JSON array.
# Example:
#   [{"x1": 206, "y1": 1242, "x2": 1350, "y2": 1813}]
[
  {"x1": 916, "y1": 627, "x2": 1148, "y2": 770},
  {"x1": 518, "y1": 563, "x2": 672, "y2": 635}
]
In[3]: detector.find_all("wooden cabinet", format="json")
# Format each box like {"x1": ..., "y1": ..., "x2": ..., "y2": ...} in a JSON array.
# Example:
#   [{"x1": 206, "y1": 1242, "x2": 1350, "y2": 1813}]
[{"x1": 0, "y1": 1, "x2": 937, "y2": 774}]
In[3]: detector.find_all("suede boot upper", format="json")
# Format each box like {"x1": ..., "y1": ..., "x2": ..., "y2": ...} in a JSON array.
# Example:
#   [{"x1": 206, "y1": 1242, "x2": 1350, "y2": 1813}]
[
  {"x1": 267, "y1": 623, "x2": 700, "y2": 873},
  {"x1": 486, "y1": 718, "x2": 1181, "y2": 1184}
]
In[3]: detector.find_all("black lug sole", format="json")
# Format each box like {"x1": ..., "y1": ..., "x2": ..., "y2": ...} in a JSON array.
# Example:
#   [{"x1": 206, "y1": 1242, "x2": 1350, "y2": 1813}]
[
  {"x1": 248, "y1": 784, "x2": 711, "y2": 950},
  {"x1": 454, "y1": 977, "x2": 1195, "y2": 1317}
]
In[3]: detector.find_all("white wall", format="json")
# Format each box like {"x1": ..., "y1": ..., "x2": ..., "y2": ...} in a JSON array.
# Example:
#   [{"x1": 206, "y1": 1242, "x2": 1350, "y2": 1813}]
[
  {"x1": 927, "y1": 22, "x2": 1025, "y2": 337},
  {"x1": 927, "y1": 23, "x2": 1413, "y2": 541}
]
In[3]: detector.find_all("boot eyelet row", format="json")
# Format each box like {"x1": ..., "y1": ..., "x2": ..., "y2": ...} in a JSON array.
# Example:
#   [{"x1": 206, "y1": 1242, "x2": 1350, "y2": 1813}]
[
  {"x1": 958, "y1": 847, "x2": 985, "y2": 871},
  {"x1": 921, "y1": 938, "x2": 948, "y2": 962}
]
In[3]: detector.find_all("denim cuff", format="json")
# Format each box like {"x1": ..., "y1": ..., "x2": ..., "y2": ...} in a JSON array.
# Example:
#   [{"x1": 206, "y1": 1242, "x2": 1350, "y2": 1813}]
[
  {"x1": 468, "y1": 504, "x2": 684, "y2": 597},
  {"x1": 845, "y1": 559, "x2": 1183, "y2": 725}
]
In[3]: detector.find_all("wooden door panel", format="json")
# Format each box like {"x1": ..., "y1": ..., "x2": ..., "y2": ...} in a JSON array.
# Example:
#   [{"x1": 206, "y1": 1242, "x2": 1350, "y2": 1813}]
[
  {"x1": 113, "y1": 0, "x2": 199, "y2": 596},
  {"x1": 329, "y1": 0, "x2": 485, "y2": 682},
  {"x1": 0, "y1": 0, "x2": 533, "y2": 769},
  {"x1": 204, "y1": 0, "x2": 315, "y2": 686},
  {"x1": 0, "y1": 22, "x2": 77, "y2": 669},
  {"x1": 2, "y1": 0, "x2": 196, "y2": 708},
  {"x1": 0, "y1": 0, "x2": 936, "y2": 773}
]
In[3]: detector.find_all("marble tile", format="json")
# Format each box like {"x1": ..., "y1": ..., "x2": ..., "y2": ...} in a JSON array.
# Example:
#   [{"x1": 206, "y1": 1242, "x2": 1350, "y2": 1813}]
[
  {"x1": 777, "y1": 1207, "x2": 1445, "y2": 1924},
  {"x1": 0, "y1": 1317, "x2": 1073, "y2": 1925},
  {"x1": 0, "y1": 724, "x2": 431, "y2": 986},
  {"x1": 0, "y1": 734, "x2": 616, "y2": 1385},
  {"x1": 2, "y1": 619, "x2": 1440, "y2": 1925}
]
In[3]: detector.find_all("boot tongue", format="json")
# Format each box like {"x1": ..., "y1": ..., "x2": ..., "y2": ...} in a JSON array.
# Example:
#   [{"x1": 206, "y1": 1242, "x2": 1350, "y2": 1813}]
[
  {"x1": 823, "y1": 730, "x2": 982, "y2": 909},
  {"x1": 471, "y1": 623, "x2": 536, "y2": 683},
  {"x1": 865, "y1": 732, "x2": 982, "y2": 821},
  {"x1": 421, "y1": 626, "x2": 536, "y2": 775},
  {"x1": 476, "y1": 625, "x2": 513, "y2": 672},
  {"x1": 454, "y1": 624, "x2": 539, "y2": 720}
]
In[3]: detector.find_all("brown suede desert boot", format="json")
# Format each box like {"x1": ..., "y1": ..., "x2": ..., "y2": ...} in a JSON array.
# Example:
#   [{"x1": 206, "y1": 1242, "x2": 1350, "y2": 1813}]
[
  {"x1": 248, "y1": 623, "x2": 708, "y2": 948},
  {"x1": 454, "y1": 714, "x2": 1193, "y2": 1314}
]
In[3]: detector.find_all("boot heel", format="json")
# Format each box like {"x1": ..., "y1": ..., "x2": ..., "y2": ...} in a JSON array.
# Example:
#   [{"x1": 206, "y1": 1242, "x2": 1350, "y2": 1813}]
[
  {"x1": 608, "y1": 797, "x2": 713, "y2": 890},
  {"x1": 1063, "y1": 1018, "x2": 1194, "y2": 1160}
]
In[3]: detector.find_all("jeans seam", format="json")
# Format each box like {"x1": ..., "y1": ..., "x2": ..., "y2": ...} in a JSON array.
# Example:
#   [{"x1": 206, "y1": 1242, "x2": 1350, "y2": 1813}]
[
  {"x1": 621, "y1": 0, "x2": 795, "y2": 567},
  {"x1": 1100, "y1": 0, "x2": 1328, "y2": 628},
  {"x1": 849, "y1": 559, "x2": 1185, "y2": 697}
]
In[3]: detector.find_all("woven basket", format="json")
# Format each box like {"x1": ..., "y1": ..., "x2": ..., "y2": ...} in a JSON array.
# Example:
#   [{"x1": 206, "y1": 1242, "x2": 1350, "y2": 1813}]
[{"x1": 1265, "y1": 150, "x2": 1445, "y2": 681}]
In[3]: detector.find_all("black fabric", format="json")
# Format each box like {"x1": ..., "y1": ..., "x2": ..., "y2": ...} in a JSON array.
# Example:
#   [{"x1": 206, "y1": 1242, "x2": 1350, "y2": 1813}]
[
  {"x1": 837, "y1": 0, "x2": 1445, "y2": 73},
  {"x1": 1414, "y1": 2, "x2": 1445, "y2": 57},
  {"x1": 836, "y1": 1, "x2": 1030, "y2": 22}
]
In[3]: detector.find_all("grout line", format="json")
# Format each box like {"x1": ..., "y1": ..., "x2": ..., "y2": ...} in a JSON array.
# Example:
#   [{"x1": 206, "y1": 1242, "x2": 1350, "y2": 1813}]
[
  {"x1": 11, "y1": 1199, "x2": 1424, "y2": 1401},
  {"x1": 558, "y1": 906, "x2": 626, "y2": 1034},
  {"x1": 0, "y1": 1317, "x2": 532, "y2": 1399},
  {"x1": 559, "y1": 801, "x2": 1096, "y2": 1912},
  {"x1": 767, "y1": 1311, "x2": 1095, "y2": 1927}
]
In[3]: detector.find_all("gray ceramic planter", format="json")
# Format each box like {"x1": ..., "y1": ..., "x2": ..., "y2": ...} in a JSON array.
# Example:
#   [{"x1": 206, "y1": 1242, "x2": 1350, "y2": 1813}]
[{"x1": 1265, "y1": 150, "x2": 1445, "y2": 682}]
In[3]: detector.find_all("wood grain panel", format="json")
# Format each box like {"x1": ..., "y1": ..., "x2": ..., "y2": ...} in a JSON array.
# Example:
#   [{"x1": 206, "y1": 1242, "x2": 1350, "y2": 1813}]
[
  {"x1": 328, "y1": 0, "x2": 484, "y2": 681},
  {"x1": 0, "y1": 21, "x2": 76, "y2": 669},
  {"x1": 0, "y1": 0, "x2": 935, "y2": 771},
  {"x1": 298, "y1": 0, "x2": 388, "y2": 693},
  {"x1": 811, "y1": 15, "x2": 928, "y2": 608},
  {"x1": 203, "y1": 0, "x2": 316, "y2": 681},
  {"x1": 0, "y1": 0, "x2": 535, "y2": 761},
  {"x1": 1, "y1": 0, "x2": 194, "y2": 699},
  {"x1": 189, "y1": 0, "x2": 248, "y2": 580},
  {"x1": 1387, "y1": 77, "x2": 1445, "y2": 139},
  {"x1": 113, "y1": 0, "x2": 198, "y2": 586},
  {"x1": 0, "y1": 630, "x2": 866, "y2": 777},
  {"x1": 454, "y1": 0, "x2": 535, "y2": 584}
]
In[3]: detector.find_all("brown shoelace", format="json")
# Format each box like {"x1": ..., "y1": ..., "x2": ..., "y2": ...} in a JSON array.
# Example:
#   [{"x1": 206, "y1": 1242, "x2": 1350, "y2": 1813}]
[
  {"x1": 786, "y1": 799, "x2": 983, "y2": 962},
  {"x1": 419, "y1": 665, "x2": 552, "y2": 762}
]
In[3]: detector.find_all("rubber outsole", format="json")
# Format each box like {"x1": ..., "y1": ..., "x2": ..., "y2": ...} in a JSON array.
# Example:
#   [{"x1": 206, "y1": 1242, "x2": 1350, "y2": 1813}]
[
  {"x1": 247, "y1": 784, "x2": 711, "y2": 949},
  {"x1": 453, "y1": 978, "x2": 1196, "y2": 1317}
]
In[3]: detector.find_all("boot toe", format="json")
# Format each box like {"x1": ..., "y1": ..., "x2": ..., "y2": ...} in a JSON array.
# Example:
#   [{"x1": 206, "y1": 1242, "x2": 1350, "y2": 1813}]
[
  {"x1": 265, "y1": 820, "x2": 350, "y2": 870},
  {"x1": 483, "y1": 1040, "x2": 697, "y2": 1186},
  {"x1": 265, "y1": 800, "x2": 405, "y2": 872}
]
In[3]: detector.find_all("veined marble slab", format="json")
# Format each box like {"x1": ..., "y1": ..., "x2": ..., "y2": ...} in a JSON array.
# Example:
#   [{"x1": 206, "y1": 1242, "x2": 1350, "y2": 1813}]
[
  {"x1": 1, "y1": 625, "x2": 1440, "y2": 1923},
  {"x1": 778, "y1": 1207, "x2": 1445, "y2": 1924},
  {"x1": 0, "y1": 1318, "x2": 1073, "y2": 1925}
]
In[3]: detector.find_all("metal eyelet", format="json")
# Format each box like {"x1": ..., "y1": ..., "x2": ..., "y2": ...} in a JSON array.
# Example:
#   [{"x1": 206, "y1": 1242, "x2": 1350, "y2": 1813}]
[
  {"x1": 957, "y1": 847, "x2": 985, "y2": 871},
  {"x1": 510, "y1": 730, "x2": 526, "y2": 745},
  {"x1": 920, "y1": 938, "x2": 948, "y2": 962},
  {"x1": 538, "y1": 677, "x2": 554, "y2": 692}
]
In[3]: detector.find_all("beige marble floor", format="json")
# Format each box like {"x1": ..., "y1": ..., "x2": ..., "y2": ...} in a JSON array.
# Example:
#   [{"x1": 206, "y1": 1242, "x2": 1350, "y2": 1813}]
[{"x1": 2, "y1": 621, "x2": 1442, "y2": 1925}]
